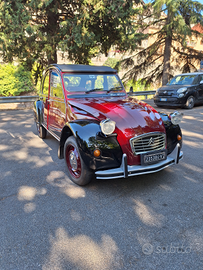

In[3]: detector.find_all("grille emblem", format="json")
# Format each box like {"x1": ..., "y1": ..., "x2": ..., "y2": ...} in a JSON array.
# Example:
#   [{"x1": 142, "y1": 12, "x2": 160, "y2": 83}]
[{"x1": 148, "y1": 137, "x2": 154, "y2": 145}]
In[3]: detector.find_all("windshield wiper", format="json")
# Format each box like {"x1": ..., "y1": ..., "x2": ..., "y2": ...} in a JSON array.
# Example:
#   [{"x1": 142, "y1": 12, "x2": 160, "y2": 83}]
[
  {"x1": 107, "y1": 86, "x2": 123, "y2": 93},
  {"x1": 85, "y1": 86, "x2": 123, "y2": 94},
  {"x1": 85, "y1": 88, "x2": 104, "y2": 94}
]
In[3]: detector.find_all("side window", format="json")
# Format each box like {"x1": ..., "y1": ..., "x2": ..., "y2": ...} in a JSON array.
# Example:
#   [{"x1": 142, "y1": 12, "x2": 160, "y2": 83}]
[
  {"x1": 199, "y1": 75, "x2": 203, "y2": 83},
  {"x1": 42, "y1": 72, "x2": 49, "y2": 95},
  {"x1": 50, "y1": 71, "x2": 64, "y2": 98}
]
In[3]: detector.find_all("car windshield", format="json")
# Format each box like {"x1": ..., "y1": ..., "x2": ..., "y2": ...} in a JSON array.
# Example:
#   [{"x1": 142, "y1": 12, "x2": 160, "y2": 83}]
[
  {"x1": 167, "y1": 75, "x2": 196, "y2": 86},
  {"x1": 63, "y1": 73, "x2": 123, "y2": 94}
]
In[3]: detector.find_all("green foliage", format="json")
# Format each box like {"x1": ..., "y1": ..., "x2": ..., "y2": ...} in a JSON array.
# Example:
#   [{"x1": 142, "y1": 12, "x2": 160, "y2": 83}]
[
  {"x1": 0, "y1": 64, "x2": 35, "y2": 96},
  {"x1": 0, "y1": 0, "x2": 144, "y2": 84},
  {"x1": 121, "y1": 0, "x2": 203, "y2": 85},
  {"x1": 103, "y1": 57, "x2": 121, "y2": 71},
  {"x1": 124, "y1": 79, "x2": 152, "y2": 92}
]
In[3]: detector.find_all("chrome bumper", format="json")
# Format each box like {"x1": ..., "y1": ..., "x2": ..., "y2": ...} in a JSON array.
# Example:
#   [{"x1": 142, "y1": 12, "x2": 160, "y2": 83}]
[{"x1": 95, "y1": 144, "x2": 183, "y2": 180}]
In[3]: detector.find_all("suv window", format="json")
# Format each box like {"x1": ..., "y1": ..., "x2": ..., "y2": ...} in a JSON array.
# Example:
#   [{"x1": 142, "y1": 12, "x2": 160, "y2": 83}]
[{"x1": 199, "y1": 74, "x2": 203, "y2": 82}]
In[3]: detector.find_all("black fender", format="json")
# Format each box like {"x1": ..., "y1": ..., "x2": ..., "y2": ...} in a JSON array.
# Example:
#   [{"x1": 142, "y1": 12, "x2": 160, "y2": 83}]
[
  {"x1": 159, "y1": 112, "x2": 182, "y2": 154},
  {"x1": 59, "y1": 119, "x2": 123, "y2": 171},
  {"x1": 33, "y1": 100, "x2": 44, "y2": 125}
]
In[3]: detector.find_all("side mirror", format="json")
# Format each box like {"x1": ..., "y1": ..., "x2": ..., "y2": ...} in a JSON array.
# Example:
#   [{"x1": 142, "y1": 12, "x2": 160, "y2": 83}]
[
  {"x1": 200, "y1": 80, "x2": 203, "y2": 85},
  {"x1": 129, "y1": 86, "x2": 133, "y2": 93}
]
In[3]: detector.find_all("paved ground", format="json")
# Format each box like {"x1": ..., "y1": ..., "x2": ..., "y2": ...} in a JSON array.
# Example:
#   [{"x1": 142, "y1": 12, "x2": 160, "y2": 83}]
[{"x1": 0, "y1": 101, "x2": 203, "y2": 270}]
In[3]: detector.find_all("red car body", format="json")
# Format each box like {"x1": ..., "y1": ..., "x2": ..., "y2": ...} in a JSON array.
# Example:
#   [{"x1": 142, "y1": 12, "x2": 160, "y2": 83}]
[{"x1": 34, "y1": 64, "x2": 183, "y2": 185}]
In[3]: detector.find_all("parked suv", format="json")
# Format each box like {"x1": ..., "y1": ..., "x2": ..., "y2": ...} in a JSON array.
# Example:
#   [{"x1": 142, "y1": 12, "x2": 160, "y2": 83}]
[
  {"x1": 33, "y1": 64, "x2": 183, "y2": 186},
  {"x1": 154, "y1": 72, "x2": 203, "y2": 109}
]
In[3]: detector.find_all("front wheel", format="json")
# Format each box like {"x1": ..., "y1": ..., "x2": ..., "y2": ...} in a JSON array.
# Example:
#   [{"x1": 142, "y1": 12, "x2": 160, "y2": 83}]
[
  {"x1": 64, "y1": 136, "x2": 93, "y2": 186},
  {"x1": 185, "y1": 95, "x2": 195, "y2": 109}
]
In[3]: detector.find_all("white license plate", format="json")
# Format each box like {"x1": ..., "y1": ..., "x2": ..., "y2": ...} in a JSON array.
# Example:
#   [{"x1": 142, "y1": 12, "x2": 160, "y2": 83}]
[
  {"x1": 160, "y1": 98, "x2": 167, "y2": 101},
  {"x1": 141, "y1": 150, "x2": 167, "y2": 165}
]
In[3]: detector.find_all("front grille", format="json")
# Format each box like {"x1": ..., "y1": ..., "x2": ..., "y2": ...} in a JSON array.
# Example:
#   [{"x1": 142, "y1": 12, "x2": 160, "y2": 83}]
[
  {"x1": 130, "y1": 132, "x2": 166, "y2": 155},
  {"x1": 159, "y1": 90, "x2": 174, "y2": 96}
]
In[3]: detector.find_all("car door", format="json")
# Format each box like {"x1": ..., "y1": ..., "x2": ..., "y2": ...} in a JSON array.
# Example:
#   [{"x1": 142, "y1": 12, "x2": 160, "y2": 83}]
[
  {"x1": 40, "y1": 70, "x2": 50, "y2": 127},
  {"x1": 198, "y1": 74, "x2": 203, "y2": 101},
  {"x1": 48, "y1": 70, "x2": 66, "y2": 139}
]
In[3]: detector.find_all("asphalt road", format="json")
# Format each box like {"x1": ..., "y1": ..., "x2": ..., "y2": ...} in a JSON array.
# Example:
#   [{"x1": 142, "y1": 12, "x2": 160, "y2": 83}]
[{"x1": 0, "y1": 101, "x2": 203, "y2": 270}]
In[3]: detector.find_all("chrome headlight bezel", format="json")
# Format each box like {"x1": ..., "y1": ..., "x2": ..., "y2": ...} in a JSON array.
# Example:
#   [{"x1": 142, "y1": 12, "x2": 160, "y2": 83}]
[
  {"x1": 170, "y1": 111, "x2": 183, "y2": 125},
  {"x1": 100, "y1": 118, "x2": 116, "y2": 135}
]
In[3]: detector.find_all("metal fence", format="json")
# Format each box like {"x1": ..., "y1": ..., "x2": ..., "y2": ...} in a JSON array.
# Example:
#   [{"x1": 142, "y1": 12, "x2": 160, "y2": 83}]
[
  {"x1": 0, "y1": 91, "x2": 156, "y2": 104},
  {"x1": 0, "y1": 96, "x2": 39, "y2": 104}
]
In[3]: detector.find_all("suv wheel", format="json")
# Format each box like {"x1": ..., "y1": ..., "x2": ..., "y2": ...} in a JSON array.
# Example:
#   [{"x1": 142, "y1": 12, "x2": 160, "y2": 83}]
[{"x1": 185, "y1": 95, "x2": 195, "y2": 109}]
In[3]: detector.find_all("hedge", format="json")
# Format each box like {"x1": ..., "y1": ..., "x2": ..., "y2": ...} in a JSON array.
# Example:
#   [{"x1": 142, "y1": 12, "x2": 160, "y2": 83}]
[{"x1": 0, "y1": 64, "x2": 35, "y2": 96}]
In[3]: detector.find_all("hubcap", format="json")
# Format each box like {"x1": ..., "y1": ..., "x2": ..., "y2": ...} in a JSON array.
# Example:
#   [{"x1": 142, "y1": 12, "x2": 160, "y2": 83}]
[
  {"x1": 69, "y1": 151, "x2": 77, "y2": 171},
  {"x1": 188, "y1": 97, "x2": 194, "y2": 108},
  {"x1": 66, "y1": 144, "x2": 81, "y2": 178}
]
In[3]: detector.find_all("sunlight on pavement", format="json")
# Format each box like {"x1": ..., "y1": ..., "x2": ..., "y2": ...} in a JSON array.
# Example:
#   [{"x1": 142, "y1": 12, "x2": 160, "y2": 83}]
[
  {"x1": 133, "y1": 199, "x2": 164, "y2": 227},
  {"x1": 17, "y1": 186, "x2": 47, "y2": 213},
  {"x1": 42, "y1": 227, "x2": 119, "y2": 270},
  {"x1": 63, "y1": 186, "x2": 86, "y2": 199},
  {"x1": 181, "y1": 129, "x2": 203, "y2": 140}
]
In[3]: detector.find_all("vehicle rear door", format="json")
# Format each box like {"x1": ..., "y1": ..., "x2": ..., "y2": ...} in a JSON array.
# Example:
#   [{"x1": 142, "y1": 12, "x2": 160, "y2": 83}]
[
  {"x1": 48, "y1": 70, "x2": 66, "y2": 139},
  {"x1": 198, "y1": 74, "x2": 203, "y2": 101},
  {"x1": 40, "y1": 70, "x2": 50, "y2": 127}
]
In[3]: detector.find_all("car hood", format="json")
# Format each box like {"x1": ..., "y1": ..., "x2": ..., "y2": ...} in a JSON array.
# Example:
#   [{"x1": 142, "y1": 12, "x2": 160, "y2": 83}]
[
  {"x1": 159, "y1": 84, "x2": 191, "y2": 91},
  {"x1": 68, "y1": 96, "x2": 166, "y2": 137}
]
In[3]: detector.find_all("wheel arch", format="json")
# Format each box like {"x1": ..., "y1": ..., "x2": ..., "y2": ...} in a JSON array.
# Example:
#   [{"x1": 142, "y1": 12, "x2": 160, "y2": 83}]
[{"x1": 33, "y1": 100, "x2": 44, "y2": 125}]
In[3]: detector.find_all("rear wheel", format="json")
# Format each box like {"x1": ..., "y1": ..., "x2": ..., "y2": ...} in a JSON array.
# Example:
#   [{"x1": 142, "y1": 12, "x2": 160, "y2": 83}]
[
  {"x1": 64, "y1": 136, "x2": 93, "y2": 185},
  {"x1": 36, "y1": 122, "x2": 47, "y2": 139},
  {"x1": 185, "y1": 95, "x2": 195, "y2": 109}
]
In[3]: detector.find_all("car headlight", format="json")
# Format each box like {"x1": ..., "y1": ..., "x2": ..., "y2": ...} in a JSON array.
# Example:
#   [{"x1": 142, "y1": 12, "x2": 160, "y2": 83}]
[
  {"x1": 177, "y1": 87, "x2": 187, "y2": 94},
  {"x1": 170, "y1": 111, "x2": 183, "y2": 125},
  {"x1": 100, "y1": 118, "x2": 116, "y2": 135}
]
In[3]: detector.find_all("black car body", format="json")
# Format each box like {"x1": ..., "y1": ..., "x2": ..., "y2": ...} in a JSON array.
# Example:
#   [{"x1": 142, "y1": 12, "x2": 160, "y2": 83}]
[{"x1": 154, "y1": 72, "x2": 203, "y2": 109}]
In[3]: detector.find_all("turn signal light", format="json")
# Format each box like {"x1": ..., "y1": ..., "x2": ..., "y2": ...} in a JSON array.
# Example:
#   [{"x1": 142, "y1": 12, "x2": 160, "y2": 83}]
[
  {"x1": 177, "y1": 135, "x2": 182, "y2": 141},
  {"x1": 94, "y1": 149, "x2": 101, "y2": 157}
]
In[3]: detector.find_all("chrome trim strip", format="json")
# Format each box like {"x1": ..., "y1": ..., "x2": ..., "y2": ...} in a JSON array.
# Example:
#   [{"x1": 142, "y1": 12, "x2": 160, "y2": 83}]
[
  {"x1": 41, "y1": 123, "x2": 60, "y2": 141},
  {"x1": 95, "y1": 144, "x2": 183, "y2": 180}
]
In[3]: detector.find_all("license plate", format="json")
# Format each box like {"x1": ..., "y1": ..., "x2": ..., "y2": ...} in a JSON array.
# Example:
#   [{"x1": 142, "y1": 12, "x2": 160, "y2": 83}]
[
  {"x1": 141, "y1": 150, "x2": 167, "y2": 165},
  {"x1": 160, "y1": 98, "x2": 167, "y2": 101}
]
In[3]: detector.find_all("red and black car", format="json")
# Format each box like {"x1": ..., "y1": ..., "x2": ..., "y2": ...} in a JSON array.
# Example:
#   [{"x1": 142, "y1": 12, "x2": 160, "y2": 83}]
[{"x1": 33, "y1": 64, "x2": 183, "y2": 185}]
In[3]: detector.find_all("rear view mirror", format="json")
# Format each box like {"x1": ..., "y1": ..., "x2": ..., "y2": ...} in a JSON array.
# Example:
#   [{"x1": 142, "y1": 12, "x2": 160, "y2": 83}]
[{"x1": 129, "y1": 86, "x2": 133, "y2": 93}]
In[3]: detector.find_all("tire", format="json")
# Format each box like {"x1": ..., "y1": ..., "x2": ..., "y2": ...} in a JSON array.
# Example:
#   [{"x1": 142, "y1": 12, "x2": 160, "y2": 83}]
[
  {"x1": 64, "y1": 136, "x2": 93, "y2": 186},
  {"x1": 36, "y1": 122, "x2": 47, "y2": 139},
  {"x1": 185, "y1": 95, "x2": 195, "y2": 109}
]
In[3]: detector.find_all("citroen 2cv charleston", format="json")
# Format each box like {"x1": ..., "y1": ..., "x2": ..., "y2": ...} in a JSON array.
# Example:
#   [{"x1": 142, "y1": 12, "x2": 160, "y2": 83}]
[{"x1": 33, "y1": 64, "x2": 183, "y2": 186}]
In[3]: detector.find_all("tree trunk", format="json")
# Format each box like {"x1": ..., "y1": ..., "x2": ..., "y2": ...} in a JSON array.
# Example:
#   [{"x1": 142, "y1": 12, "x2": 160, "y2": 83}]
[
  {"x1": 162, "y1": 35, "x2": 172, "y2": 85},
  {"x1": 162, "y1": 10, "x2": 172, "y2": 86}
]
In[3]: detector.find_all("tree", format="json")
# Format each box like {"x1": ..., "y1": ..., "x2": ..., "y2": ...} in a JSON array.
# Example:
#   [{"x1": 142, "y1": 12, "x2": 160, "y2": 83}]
[
  {"x1": 0, "y1": 0, "x2": 144, "y2": 83},
  {"x1": 121, "y1": 0, "x2": 203, "y2": 86}
]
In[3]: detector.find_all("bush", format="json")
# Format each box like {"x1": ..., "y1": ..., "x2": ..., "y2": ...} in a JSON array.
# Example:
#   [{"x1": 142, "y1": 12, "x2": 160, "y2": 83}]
[{"x1": 0, "y1": 64, "x2": 35, "y2": 96}]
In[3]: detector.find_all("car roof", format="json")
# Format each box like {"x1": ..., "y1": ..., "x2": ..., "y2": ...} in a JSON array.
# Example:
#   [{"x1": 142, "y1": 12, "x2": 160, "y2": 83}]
[
  {"x1": 50, "y1": 64, "x2": 117, "y2": 73},
  {"x1": 175, "y1": 72, "x2": 203, "y2": 76}
]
